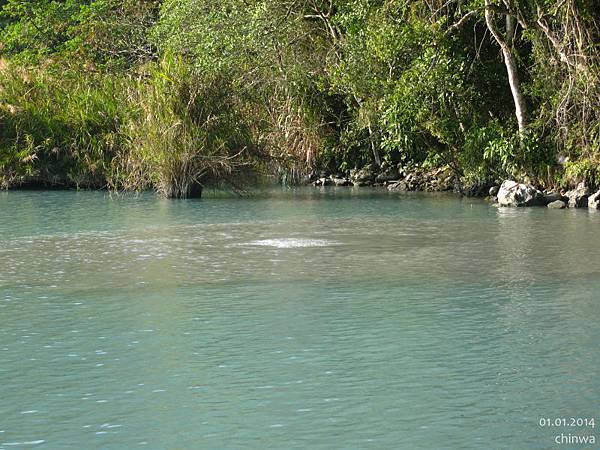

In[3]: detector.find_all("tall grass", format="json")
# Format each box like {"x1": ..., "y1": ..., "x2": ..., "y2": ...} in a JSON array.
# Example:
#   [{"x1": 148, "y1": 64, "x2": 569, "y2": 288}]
[
  {"x1": 0, "y1": 56, "x2": 262, "y2": 196},
  {"x1": 115, "y1": 55, "x2": 257, "y2": 198},
  {"x1": 0, "y1": 58, "x2": 128, "y2": 188}
]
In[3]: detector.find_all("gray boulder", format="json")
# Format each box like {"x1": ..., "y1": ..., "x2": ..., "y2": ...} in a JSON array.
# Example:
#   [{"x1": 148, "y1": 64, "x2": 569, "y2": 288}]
[
  {"x1": 543, "y1": 191, "x2": 564, "y2": 205},
  {"x1": 588, "y1": 190, "x2": 600, "y2": 209},
  {"x1": 497, "y1": 180, "x2": 544, "y2": 207},
  {"x1": 489, "y1": 186, "x2": 500, "y2": 197},
  {"x1": 331, "y1": 177, "x2": 350, "y2": 186},
  {"x1": 437, "y1": 173, "x2": 455, "y2": 191},
  {"x1": 387, "y1": 180, "x2": 409, "y2": 192},
  {"x1": 375, "y1": 166, "x2": 400, "y2": 183},
  {"x1": 547, "y1": 200, "x2": 567, "y2": 209},
  {"x1": 350, "y1": 164, "x2": 376, "y2": 185},
  {"x1": 565, "y1": 182, "x2": 589, "y2": 208}
]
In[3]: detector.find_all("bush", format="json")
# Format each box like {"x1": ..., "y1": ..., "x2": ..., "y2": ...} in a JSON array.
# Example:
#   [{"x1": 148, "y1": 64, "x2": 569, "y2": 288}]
[
  {"x1": 115, "y1": 55, "x2": 256, "y2": 198},
  {"x1": 0, "y1": 58, "x2": 127, "y2": 188}
]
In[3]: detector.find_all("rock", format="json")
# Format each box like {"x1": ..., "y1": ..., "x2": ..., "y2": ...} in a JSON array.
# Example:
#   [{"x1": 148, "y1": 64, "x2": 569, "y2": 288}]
[
  {"x1": 314, "y1": 177, "x2": 333, "y2": 186},
  {"x1": 375, "y1": 166, "x2": 400, "y2": 183},
  {"x1": 588, "y1": 190, "x2": 600, "y2": 209},
  {"x1": 437, "y1": 174, "x2": 454, "y2": 191},
  {"x1": 489, "y1": 186, "x2": 500, "y2": 197},
  {"x1": 399, "y1": 171, "x2": 426, "y2": 191},
  {"x1": 497, "y1": 180, "x2": 545, "y2": 207},
  {"x1": 387, "y1": 180, "x2": 409, "y2": 192},
  {"x1": 547, "y1": 200, "x2": 567, "y2": 209},
  {"x1": 331, "y1": 177, "x2": 350, "y2": 187},
  {"x1": 350, "y1": 164, "x2": 376, "y2": 184},
  {"x1": 565, "y1": 182, "x2": 589, "y2": 208},
  {"x1": 464, "y1": 182, "x2": 490, "y2": 198},
  {"x1": 543, "y1": 191, "x2": 564, "y2": 205}
]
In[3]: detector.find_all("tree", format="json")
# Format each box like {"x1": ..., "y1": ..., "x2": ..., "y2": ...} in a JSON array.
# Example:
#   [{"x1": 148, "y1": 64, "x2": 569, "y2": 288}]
[{"x1": 484, "y1": 0, "x2": 527, "y2": 134}]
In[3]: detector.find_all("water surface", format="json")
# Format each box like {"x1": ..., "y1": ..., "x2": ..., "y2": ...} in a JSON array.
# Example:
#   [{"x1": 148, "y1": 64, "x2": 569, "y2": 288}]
[{"x1": 1, "y1": 188, "x2": 598, "y2": 449}]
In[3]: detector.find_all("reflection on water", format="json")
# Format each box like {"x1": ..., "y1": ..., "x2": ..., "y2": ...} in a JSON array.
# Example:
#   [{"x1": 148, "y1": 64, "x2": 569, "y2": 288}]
[{"x1": 0, "y1": 188, "x2": 599, "y2": 449}]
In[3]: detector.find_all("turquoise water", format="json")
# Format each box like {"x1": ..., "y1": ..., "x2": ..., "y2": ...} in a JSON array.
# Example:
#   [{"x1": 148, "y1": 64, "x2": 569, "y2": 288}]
[{"x1": 0, "y1": 188, "x2": 598, "y2": 449}]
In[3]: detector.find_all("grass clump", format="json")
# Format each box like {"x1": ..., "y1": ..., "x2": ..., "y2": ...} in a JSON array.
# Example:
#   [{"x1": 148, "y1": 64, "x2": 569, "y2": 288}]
[
  {"x1": 115, "y1": 55, "x2": 259, "y2": 198},
  {"x1": 0, "y1": 58, "x2": 128, "y2": 188}
]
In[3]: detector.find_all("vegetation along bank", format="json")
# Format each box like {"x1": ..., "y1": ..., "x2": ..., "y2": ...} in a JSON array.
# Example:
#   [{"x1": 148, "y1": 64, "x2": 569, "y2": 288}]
[{"x1": 1, "y1": 1, "x2": 599, "y2": 198}]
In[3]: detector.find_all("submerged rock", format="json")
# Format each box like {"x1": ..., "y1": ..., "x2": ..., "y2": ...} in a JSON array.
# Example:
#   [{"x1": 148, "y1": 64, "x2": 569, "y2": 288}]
[
  {"x1": 547, "y1": 200, "x2": 567, "y2": 209},
  {"x1": 565, "y1": 182, "x2": 589, "y2": 208},
  {"x1": 497, "y1": 180, "x2": 544, "y2": 207},
  {"x1": 587, "y1": 190, "x2": 600, "y2": 209}
]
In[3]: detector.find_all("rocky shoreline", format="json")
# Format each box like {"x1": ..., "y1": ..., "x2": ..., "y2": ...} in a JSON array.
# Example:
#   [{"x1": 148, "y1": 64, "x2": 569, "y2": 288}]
[
  {"x1": 310, "y1": 163, "x2": 599, "y2": 210},
  {"x1": 311, "y1": 162, "x2": 457, "y2": 192},
  {"x1": 492, "y1": 180, "x2": 600, "y2": 209}
]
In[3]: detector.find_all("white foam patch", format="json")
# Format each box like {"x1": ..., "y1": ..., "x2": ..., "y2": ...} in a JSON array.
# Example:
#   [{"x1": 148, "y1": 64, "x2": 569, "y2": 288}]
[
  {"x1": 244, "y1": 239, "x2": 339, "y2": 248},
  {"x1": 2, "y1": 441, "x2": 45, "y2": 446}
]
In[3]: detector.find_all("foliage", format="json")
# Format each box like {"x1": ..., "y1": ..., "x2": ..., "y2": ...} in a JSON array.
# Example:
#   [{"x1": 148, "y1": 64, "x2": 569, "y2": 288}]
[
  {"x1": 0, "y1": 0, "x2": 89, "y2": 59},
  {"x1": 0, "y1": 58, "x2": 127, "y2": 188},
  {"x1": 564, "y1": 158, "x2": 600, "y2": 190},
  {"x1": 153, "y1": 0, "x2": 335, "y2": 174},
  {"x1": 73, "y1": 0, "x2": 160, "y2": 69},
  {"x1": 115, "y1": 55, "x2": 257, "y2": 198},
  {"x1": 1, "y1": 0, "x2": 599, "y2": 194}
]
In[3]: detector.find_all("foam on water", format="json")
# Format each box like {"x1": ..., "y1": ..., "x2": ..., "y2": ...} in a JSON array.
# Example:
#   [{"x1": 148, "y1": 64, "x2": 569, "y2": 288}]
[{"x1": 244, "y1": 238, "x2": 339, "y2": 248}]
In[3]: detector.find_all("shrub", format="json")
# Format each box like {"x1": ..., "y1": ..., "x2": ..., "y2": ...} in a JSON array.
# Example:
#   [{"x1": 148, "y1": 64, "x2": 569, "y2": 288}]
[
  {"x1": 0, "y1": 58, "x2": 127, "y2": 188},
  {"x1": 116, "y1": 55, "x2": 256, "y2": 198}
]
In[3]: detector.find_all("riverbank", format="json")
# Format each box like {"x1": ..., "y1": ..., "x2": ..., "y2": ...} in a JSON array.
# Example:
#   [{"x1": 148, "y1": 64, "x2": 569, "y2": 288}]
[
  {"x1": 2, "y1": 1, "x2": 599, "y2": 201},
  {"x1": 311, "y1": 162, "x2": 458, "y2": 193},
  {"x1": 3, "y1": 156, "x2": 599, "y2": 211},
  {"x1": 309, "y1": 162, "x2": 600, "y2": 210}
]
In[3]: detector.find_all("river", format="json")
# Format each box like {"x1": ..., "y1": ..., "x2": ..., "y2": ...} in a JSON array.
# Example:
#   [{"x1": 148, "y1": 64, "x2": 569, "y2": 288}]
[{"x1": 0, "y1": 188, "x2": 598, "y2": 449}]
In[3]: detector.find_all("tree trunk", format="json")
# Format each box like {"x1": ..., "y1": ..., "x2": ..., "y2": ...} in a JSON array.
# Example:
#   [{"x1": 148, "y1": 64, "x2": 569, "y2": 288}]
[
  {"x1": 484, "y1": 0, "x2": 527, "y2": 135},
  {"x1": 367, "y1": 122, "x2": 381, "y2": 167},
  {"x1": 501, "y1": 46, "x2": 527, "y2": 134}
]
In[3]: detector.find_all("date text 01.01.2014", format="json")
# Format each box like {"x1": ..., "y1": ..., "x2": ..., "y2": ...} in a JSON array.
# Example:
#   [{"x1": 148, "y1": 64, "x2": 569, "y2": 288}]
[{"x1": 539, "y1": 418, "x2": 596, "y2": 428}]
